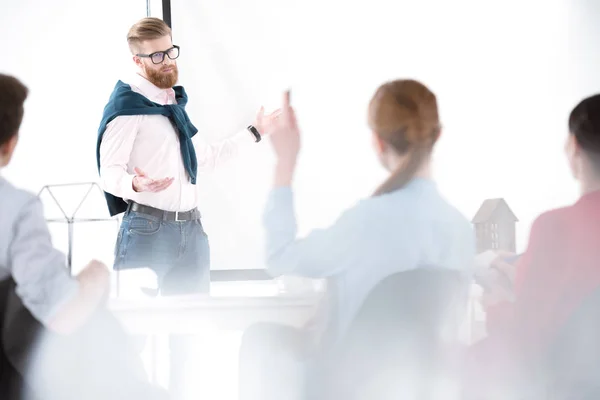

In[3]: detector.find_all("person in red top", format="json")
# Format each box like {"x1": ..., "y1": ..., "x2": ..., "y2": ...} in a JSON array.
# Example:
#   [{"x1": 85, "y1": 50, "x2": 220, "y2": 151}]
[{"x1": 466, "y1": 93, "x2": 600, "y2": 398}]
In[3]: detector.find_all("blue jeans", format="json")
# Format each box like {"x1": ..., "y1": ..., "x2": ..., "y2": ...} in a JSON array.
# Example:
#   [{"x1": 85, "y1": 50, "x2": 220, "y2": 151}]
[
  {"x1": 113, "y1": 209, "x2": 211, "y2": 399},
  {"x1": 114, "y1": 210, "x2": 210, "y2": 295}
]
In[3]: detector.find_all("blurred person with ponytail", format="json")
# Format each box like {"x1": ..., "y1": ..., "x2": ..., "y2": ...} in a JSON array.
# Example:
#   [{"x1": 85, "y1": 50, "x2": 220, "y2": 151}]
[
  {"x1": 264, "y1": 80, "x2": 474, "y2": 341},
  {"x1": 238, "y1": 80, "x2": 475, "y2": 400}
]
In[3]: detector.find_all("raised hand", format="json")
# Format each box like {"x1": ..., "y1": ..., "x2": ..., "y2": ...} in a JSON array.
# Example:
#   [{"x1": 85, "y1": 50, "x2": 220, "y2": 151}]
[
  {"x1": 132, "y1": 167, "x2": 174, "y2": 193},
  {"x1": 270, "y1": 90, "x2": 300, "y2": 162},
  {"x1": 270, "y1": 90, "x2": 301, "y2": 187}
]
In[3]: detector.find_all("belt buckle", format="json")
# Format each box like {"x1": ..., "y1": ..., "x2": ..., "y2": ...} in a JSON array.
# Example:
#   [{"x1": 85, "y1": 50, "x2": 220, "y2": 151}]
[{"x1": 175, "y1": 211, "x2": 184, "y2": 222}]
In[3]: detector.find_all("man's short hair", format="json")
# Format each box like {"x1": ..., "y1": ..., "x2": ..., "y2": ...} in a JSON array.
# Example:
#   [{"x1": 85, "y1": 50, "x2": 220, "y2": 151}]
[
  {"x1": 569, "y1": 93, "x2": 600, "y2": 174},
  {"x1": 0, "y1": 74, "x2": 28, "y2": 147},
  {"x1": 127, "y1": 17, "x2": 172, "y2": 54}
]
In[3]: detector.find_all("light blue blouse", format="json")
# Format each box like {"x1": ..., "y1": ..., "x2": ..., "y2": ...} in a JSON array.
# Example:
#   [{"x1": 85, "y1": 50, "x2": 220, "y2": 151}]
[{"x1": 263, "y1": 178, "x2": 475, "y2": 340}]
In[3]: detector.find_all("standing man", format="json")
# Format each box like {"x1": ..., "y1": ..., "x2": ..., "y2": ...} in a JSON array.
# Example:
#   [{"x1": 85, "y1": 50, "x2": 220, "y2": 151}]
[{"x1": 96, "y1": 17, "x2": 280, "y2": 398}]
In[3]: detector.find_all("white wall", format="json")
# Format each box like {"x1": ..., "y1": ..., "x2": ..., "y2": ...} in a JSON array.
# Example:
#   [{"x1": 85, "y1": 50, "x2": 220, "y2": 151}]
[
  {"x1": 1, "y1": 0, "x2": 598, "y2": 271},
  {"x1": 169, "y1": 0, "x2": 591, "y2": 262}
]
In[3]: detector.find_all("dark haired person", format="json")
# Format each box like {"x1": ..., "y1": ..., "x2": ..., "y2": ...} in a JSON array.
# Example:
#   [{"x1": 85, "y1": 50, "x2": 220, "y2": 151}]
[
  {"x1": 0, "y1": 73, "x2": 109, "y2": 335},
  {"x1": 0, "y1": 73, "x2": 167, "y2": 400},
  {"x1": 466, "y1": 93, "x2": 600, "y2": 398}
]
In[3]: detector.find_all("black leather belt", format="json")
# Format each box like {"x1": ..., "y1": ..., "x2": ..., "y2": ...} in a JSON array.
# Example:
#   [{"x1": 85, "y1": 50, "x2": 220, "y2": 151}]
[{"x1": 128, "y1": 202, "x2": 201, "y2": 222}]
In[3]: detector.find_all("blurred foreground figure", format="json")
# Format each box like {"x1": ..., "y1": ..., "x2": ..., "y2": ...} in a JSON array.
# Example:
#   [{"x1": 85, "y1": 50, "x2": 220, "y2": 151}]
[
  {"x1": 466, "y1": 93, "x2": 600, "y2": 399},
  {"x1": 0, "y1": 73, "x2": 167, "y2": 399},
  {"x1": 238, "y1": 81, "x2": 475, "y2": 399}
]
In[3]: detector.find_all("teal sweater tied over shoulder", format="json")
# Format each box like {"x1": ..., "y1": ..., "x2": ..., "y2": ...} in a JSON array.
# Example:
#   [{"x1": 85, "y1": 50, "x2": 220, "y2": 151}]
[{"x1": 96, "y1": 80, "x2": 198, "y2": 216}]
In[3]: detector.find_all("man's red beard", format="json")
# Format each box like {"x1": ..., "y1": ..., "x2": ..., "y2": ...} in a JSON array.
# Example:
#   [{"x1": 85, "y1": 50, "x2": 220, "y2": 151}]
[{"x1": 145, "y1": 64, "x2": 179, "y2": 89}]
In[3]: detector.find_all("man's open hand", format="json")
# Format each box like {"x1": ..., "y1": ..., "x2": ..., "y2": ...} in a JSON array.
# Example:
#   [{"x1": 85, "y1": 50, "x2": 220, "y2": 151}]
[{"x1": 132, "y1": 167, "x2": 174, "y2": 193}]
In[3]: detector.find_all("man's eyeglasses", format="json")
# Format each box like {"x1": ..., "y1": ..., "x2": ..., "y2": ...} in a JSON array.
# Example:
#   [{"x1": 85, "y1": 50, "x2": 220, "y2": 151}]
[{"x1": 136, "y1": 45, "x2": 180, "y2": 65}]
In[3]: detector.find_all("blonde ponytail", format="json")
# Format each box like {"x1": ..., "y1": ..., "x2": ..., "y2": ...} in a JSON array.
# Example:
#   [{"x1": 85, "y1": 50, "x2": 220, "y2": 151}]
[
  {"x1": 368, "y1": 79, "x2": 440, "y2": 196},
  {"x1": 372, "y1": 145, "x2": 428, "y2": 197}
]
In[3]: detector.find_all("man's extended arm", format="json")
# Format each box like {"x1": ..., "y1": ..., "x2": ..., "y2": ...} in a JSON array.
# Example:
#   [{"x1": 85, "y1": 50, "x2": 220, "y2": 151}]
[{"x1": 193, "y1": 128, "x2": 256, "y2": 172}]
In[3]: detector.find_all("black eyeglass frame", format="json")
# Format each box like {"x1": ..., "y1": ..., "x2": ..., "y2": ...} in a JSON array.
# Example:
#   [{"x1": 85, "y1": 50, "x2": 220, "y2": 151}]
[{"x1": 136, "y1": 45, "x2": 180, "y2": 64}]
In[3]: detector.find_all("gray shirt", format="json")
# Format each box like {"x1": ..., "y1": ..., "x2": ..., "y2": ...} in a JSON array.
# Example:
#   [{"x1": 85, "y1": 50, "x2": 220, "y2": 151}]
[{"x1": 0, "y1": 176, "x2": 79, "y2": 324}]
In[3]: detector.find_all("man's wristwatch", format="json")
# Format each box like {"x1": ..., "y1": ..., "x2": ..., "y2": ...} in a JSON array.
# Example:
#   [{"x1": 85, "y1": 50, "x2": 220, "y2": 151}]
[{"x1": 247, "y1": 125, "x2": 261, "y2": 143}]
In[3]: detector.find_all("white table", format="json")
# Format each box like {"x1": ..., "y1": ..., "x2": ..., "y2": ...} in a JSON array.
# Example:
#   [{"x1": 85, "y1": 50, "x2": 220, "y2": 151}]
[{"x1": 109, "y1": 294, "x2": 321, "y2": 334}]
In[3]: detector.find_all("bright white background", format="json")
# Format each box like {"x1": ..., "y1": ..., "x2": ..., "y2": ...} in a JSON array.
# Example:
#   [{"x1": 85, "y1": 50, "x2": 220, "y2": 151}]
[
  {"x1": 1, "y1": 0, "x2": 599, "y2": 269},
  {"x1": 3, "y1": 1, "x2": 600, "y2": 398}
]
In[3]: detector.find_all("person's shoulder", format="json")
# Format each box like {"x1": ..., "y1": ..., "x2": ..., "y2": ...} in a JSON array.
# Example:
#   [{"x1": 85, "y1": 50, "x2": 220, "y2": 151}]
[
  {"x1": 0, "y1": 178, "x2": 42, "y2": 243},
  {"x1": 532, "y1": 205, "x2": 571, "y2": 230},
  {"x1": 423, "y1": 187, "x2": 472, "y2": 229},
  {"x1": 531, "y1": 195, "x2": 599, "y2": 237},
  {"x1": 526, "y1": 206, "x2": 572, "y2": 246},
  {"x1": 0, "y1": 178, "x2": 39, "y2": 215},
  {"x1": 440, "y1": 201, "x2": 475, "y2": 244}
]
